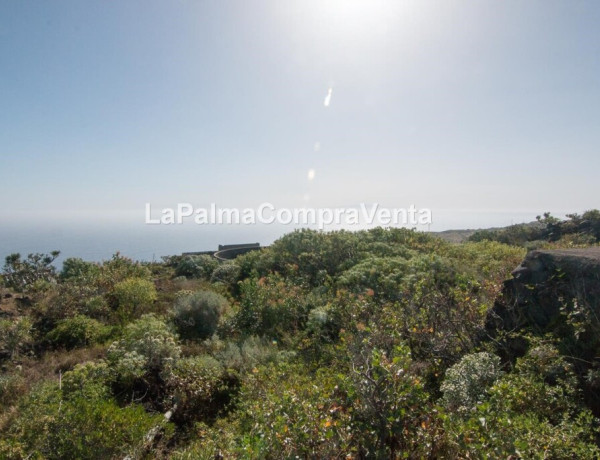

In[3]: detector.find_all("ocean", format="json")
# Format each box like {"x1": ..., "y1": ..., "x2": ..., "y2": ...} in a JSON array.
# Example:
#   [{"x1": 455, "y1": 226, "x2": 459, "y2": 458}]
[{"x1": 0, "y1": 209, "x2": 563, "y2": 266}]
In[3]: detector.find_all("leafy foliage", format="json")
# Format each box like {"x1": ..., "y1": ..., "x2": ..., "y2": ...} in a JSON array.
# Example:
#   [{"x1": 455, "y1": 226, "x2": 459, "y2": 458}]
[
  {"x1": 210, "y1": 262, "x2": 241, "y2": 287},
  {"x1": 1, "y1": 223, "x2": 599, "y2": 457},
  {"x1": 61, "y1": 360, "x2": 113, "y2": 399},
  {"x1": 165, "y1": 355, "x2": 236, "y2": 425},
  {"x1": 440, "y1": 351, "x2": 503, "y2": 415},
  {"x1": 235, "y1": 275, "x2": 308, "y2": 340},
  {"x1": 45, "y1": 315, "x2": 111, "y2": 350},
  {"x1": 0, "y1": 317, "x2": 33, "y2": 360},
  {"x1": 469, "y1": 209, "x2": 600, "y2": 247},
  {"x1": 107, "y1": 314, "x2": 180, "y2": 387},
  {"x1": 338, "y1": 342, "x2": 435, "y2": 457},
  {"x1": 0, "y1": 382, "x2": 171, "y2": 459},
  {"x1": 2, "y1": 251, "x2": 60, "y2": 293},
  {"x1": 60, "y1": 257, "x2": 101, "y2": 281},
  {"x1": 174, "y1": 254, "x2": 219, "y2": 279},
  {"x1": 442, "y1": 344, "x2": 600, "y2": 458},
  {"x1": 112, "y1": 277, "x2": 158, "y2": 322},
  {"x1": 0, "y1": 372, "x2": 27, "y2": 407},
  {"x1": 172, "y1": 290, "x2": 228, "y2": 340}
]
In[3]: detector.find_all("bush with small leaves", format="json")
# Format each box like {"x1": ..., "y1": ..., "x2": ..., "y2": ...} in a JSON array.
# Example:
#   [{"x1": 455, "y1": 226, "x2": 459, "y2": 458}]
[
  {"x1": 302, "y1": 304, "x2": 343, "y2": 351},
  {"x1": 0, "y1": 372, "x2": 27, "y2": 407},
  {"x1": 112, "y1": 277, "x2": 157, "y2": 322},
  {"x1": 0, "y1": 317, "x2": 33, "y2": 360},
  {"x1": 235, "y1": 275, "x2": 308, "y2": 339},
  {"x1": 337, "y1": 256, "x2": 410, "y2": 300},
  {"x1": 0, "y1": 382, "x2": 172, "y2": 460},
  {"x1": 215, "y1": 336, "x2": 289, "y2": 372},
  {"x1": 60, "y1": 258, "x2": 101, "y2": 281},
  {"x1": 165, "y1": 355, "x2": 237, "y2": 425},
  {"x1": 172, "y1": 291, "x2": 228, "y2": 340},
  {"x1": 109, "y1": 350, "x2": 147, "y2": 387},
  {"x1": 442, "y1": 344, "x2": 600, "y2": 458},
  {"x1": 61, "y1": 361, "x2": 113, "y2": 400},
  {"x1": 107, "y1": 315, "x2": 181, "y2": 387},
  {"x1": 82, "y1": 295, "x2": 111, "y2": 319},
  {"x1": 339, "y1": 343, "x2": 435, "y2": 457},
  {"x1": 174, "y1": 255, "x2": 218, "y2": 279},
  {"x1": 440, "y1": 352, "x2": 503, "y2": 416},
  {"x1": 210, "y1": 262, "x2": 241, "y2": 287},
  {"x1": 95, "y1": 253, "x2": 152, "y2": 292},
  {"x1": 46, "y1": 315, "x2": 111, "y2": 350},
  {"x1": 231, "y1": 362, "x2": 354, "y2": 459}
]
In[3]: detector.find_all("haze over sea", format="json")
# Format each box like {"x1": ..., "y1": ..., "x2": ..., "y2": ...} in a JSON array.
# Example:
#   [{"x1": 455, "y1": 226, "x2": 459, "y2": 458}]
[{"x1": 0, "y1": 209, "x2": 573, "y2": 266}]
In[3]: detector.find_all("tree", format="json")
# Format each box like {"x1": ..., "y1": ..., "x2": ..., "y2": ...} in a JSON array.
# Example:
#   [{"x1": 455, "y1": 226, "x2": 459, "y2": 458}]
[{"x1": 2, "y1": 251, "x2": 60, "y2": 292}]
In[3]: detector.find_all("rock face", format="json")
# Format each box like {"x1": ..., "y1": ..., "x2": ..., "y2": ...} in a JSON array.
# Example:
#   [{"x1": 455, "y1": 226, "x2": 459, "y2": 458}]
[
  {"x1": 486, "y1": 248, "x2": 600, "y2": 335},
  {"x1": 486, "y1": 247, "x2": 600, "y2": 411}
]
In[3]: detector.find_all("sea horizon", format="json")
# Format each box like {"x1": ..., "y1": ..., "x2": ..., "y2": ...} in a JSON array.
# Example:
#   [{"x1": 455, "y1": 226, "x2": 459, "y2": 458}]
[{"x1": 0, "y1": 209, "x2": 577, "y2": 265}]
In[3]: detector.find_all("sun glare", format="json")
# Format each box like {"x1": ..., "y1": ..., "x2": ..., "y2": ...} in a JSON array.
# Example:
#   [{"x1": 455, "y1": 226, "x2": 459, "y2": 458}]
[{"x1": 313, "y1": 0, "x2": 409, "y2": 40}]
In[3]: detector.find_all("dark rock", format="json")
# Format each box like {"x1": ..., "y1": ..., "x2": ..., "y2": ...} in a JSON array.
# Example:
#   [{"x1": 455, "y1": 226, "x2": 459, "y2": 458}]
[
  {"x1": 485, "y1": 247, "x2": 600, "y2": 413},
  {"x1": 15, "y1": 296, "x2": 32, "y2": 308},
  {"x1": 486, "y1": 248, "x2": 600, "y2": 336}
]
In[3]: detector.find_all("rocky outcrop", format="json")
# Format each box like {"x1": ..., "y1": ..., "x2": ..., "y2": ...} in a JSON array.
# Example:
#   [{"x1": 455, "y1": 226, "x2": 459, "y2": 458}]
[
  {"x1": 486, "y1": 247, "x2": 600, "y2": 412},
  {"x1": 486, "y1": 248, "x2": 600, "y2": 336},
  {"x1": 486, "y1": 247, "x2": 600, "y2": 333}
]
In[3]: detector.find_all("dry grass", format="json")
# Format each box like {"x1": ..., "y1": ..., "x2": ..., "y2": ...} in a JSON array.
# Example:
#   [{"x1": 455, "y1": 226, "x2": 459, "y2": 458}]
[
  {"x1": 0, "y1": 290, "x2": 25, "y2": 319},
  {"x1": 0, "y1": 345, "x2": 108, "y2": 432},
  {"x1": 18, "y1": 345, "x2": 107, "y2": 390}
]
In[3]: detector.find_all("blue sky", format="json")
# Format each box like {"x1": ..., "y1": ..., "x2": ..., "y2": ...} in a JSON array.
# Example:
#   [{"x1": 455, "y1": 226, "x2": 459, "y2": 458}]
[{"x1": 1, "y1": 0, "x2": 599, "y2": 239}]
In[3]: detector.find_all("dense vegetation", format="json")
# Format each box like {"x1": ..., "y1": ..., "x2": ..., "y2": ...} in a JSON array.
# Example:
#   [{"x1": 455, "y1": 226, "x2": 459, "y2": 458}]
[
  {"x1": 0, "y1": 212, "x2": 599, "y2": 458},
  {"x1": 468, "y1": 210, "x2": 600, "y2": 248}
]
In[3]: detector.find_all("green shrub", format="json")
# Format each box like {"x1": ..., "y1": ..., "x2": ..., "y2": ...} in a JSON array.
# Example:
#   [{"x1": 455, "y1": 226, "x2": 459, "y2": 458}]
[
  {"x1": 61, "y1": 361, "x2": 113, "y2": 399},
  {"x1": 215, "y1": 336, "x2": 289, "y2": 372},
  {"x1": 107, "y1": 315, "x2": 181, "y2": 386},
  {"x1": 442, "y1": 344, "x2": 600, "y2": 458},
  {"x1": 468, "y1": 223, "x2": 545, "y2": 246},
  {"x1": 108, "y1": 350, "x2": 147, "y2": 387},
  {"x1": 339, "y1": 343, "x2": 434, "y2": 457},
  {"x1": 95, "y1": 253, "x2": 152, "y2": 291},
  {"x1": 0, "y1": 382, "x2": 171, "y2": 460},
  {"x1": 0, "y1": 317, "x2": 33, "y2": 360},
  {"x1": 172, "y1": 291, "x2": 228, "y2": 340},
  {"x1": 46, "y1": 315, "x2": 111, "y2": 350},
  {"x1": 165, "y1": 355, "x2": 236, "y2": 425},
  {"x1": 232, "y1": 363, "x2": 354, "y2": 458},
  {"x1": 226, "y1": 346, "x2": 435, "y2": 459},
  {"x1": 82, "y1": 295, "x2": 111, "y2": 319},
  {"x1": 112, "y1": 277, "x2": 157, "y2": 322},
  {"x1": 175, "y1": 255, "x2": 218, "y2": 279},
  {"x1": 60, "y1": 258, "x2": 100, "y2": 281},
  {"x1": 234, "y1": 248, "x2": 272, "y2": 280},
  {"x1": 0, "y1": 372, "x2": 27, "y2": 407},
  {"x1": 235, "y1": 275, "x2": 307, "y2": 339},
  {"x1": 304, "y1": 304, "x2": 341, "y2": 344},
  {"x1": 337, "y1": 256, "x2": 410, "y2": 300},
  {"x1": 28, "y1": 279, "x2": 105, "y2": 335},
  {"x1": 210, "y1": 262, "x2": 241, "y2": 286},
  {"x1": 468, "y1": 210, "x2": 600, "y2": 246},
  {"x1": 440, "y1": 352, "x2": 503, "y2": 415},
  {"x1": 268, "y1": 229, "x2": 362, "y2": 286}
]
